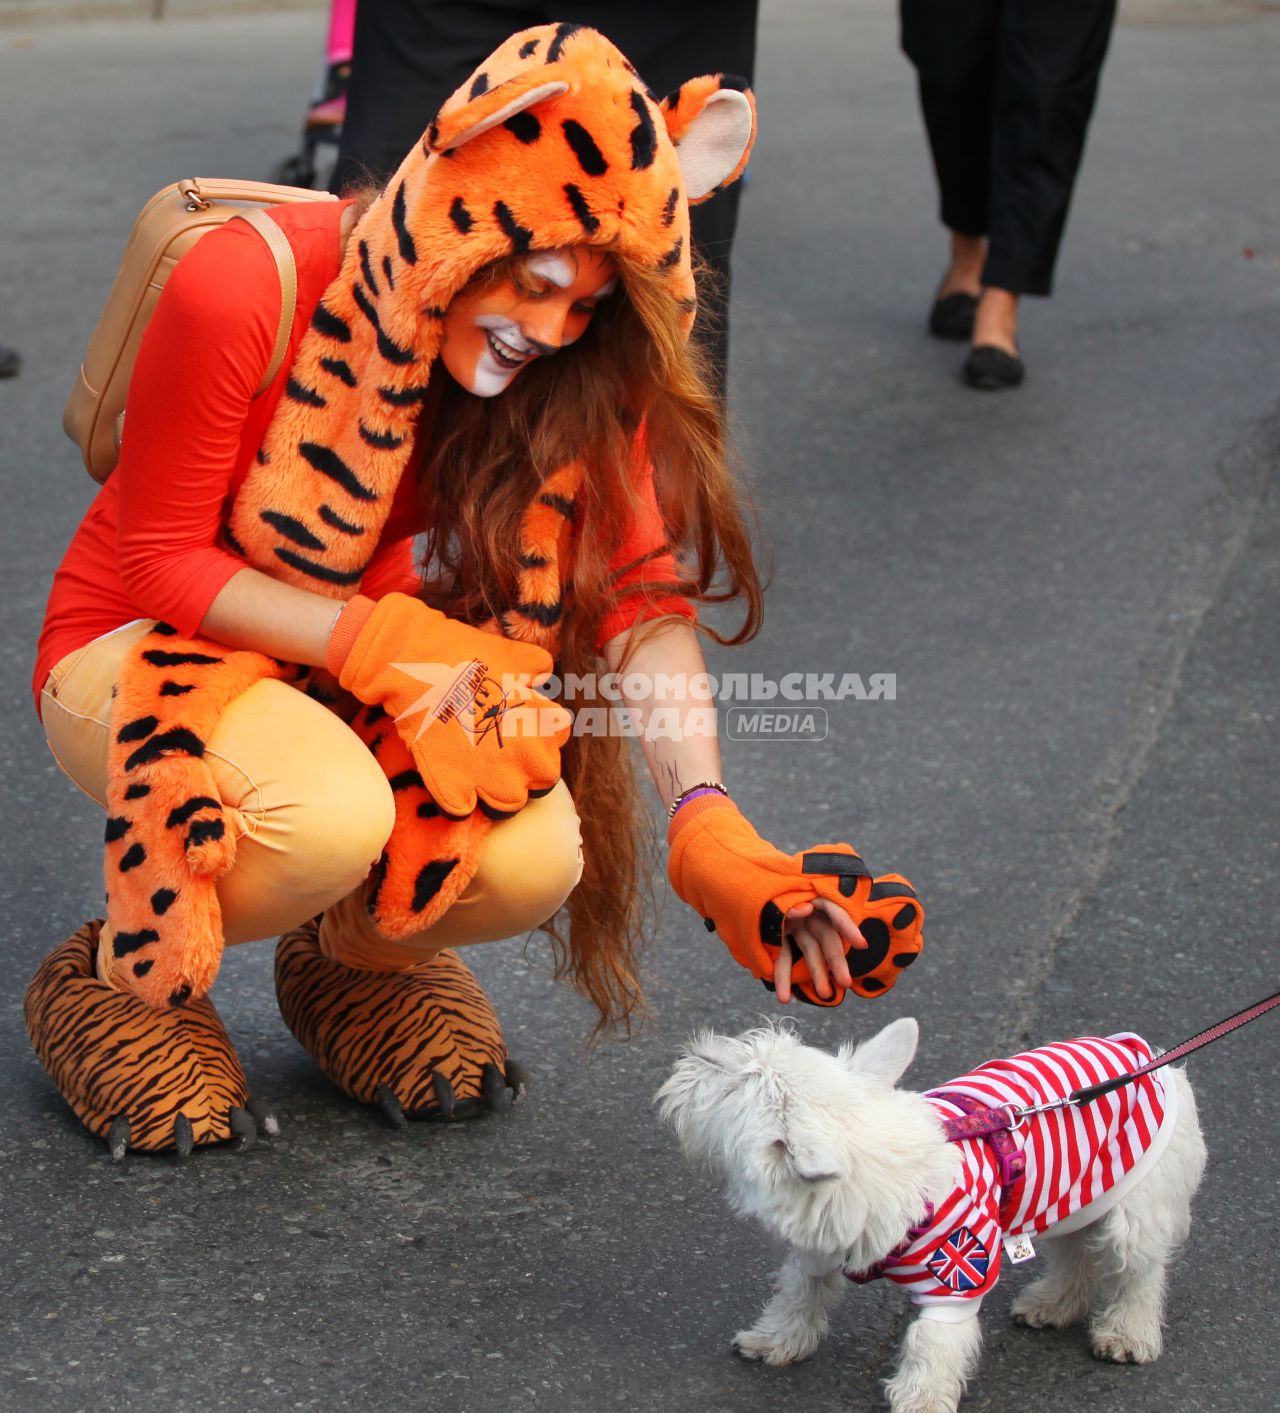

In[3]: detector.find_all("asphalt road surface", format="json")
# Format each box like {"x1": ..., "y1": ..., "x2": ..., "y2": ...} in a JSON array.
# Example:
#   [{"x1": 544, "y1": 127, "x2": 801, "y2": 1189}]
[{"x1": 1, "y1": 3, "x2": 1277, "y2": 1410}]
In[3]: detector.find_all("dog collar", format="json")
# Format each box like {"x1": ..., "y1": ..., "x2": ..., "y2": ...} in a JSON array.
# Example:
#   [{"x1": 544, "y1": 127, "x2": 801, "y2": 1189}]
[
  {"x1": 843, "y1": 1200, "x2": 936, "y2": 1285},
  {"x1": 929, "y1": 1091, "x2": 1027, "y2": 1220}
]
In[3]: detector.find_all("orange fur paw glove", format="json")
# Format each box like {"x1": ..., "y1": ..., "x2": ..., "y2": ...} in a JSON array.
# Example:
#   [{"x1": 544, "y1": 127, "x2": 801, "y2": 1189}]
[
  {"x1": 666, "y1": 793, "x2": 925, "y2": 1005},
  {"x1": 329, "y1": 593, "x2": 572, "y2": 818}
]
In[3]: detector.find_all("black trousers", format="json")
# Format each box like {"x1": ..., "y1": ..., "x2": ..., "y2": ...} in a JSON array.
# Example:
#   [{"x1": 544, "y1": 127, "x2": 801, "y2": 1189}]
[
  {"x1": 900, "y1": 0, "x2": 1116, "y2": 296},
  {"x1": 331, "y1": 1, "x2": 759, "y2": 391}
]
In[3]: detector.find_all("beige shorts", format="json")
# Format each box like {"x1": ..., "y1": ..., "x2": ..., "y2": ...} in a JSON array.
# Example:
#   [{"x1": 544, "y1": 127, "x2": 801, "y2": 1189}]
[{"x1": 40, "y1": 620, "x2": 583, "y2": 963}]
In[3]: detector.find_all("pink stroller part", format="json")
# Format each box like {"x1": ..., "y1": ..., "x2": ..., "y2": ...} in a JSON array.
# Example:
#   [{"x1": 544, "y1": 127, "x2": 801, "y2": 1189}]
[
  {"x1": 325, "y1": 0, "x2": 356, "y2": 63},
  {"x1": 273, "y1": 0, "x2": 357, "y2": 188}
]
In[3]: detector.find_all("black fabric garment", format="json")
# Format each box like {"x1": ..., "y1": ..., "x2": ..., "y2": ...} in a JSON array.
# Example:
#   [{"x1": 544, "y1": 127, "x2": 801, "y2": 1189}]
[
  {"x1": 331, "y1": 1, "x2": 760, "y2": 394},
  {"x1": 900, "y1": 0, "x2": 1117, "y2": 297}
]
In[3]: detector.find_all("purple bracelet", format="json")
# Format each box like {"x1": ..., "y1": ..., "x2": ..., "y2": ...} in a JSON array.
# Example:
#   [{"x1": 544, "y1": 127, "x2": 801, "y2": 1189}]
[{"x1": 668, "y1": 785, "x2": 728, "y2": 821}]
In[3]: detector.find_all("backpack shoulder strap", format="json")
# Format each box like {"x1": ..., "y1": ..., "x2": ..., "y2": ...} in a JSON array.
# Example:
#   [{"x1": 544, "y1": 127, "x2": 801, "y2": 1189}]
[{"x1": 236, "y1": 207, "x2": 299, "y2": 396}]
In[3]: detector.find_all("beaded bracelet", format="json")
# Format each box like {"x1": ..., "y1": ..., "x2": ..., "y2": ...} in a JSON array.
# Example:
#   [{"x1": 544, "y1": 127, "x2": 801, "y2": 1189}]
[{"x1": 667, "y1": 780, "x2": 729, "y2": 821}]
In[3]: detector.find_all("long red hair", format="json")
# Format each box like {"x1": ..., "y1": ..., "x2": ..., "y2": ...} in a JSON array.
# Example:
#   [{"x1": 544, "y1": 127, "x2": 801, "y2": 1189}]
[{"x1": 415, "y1": 245, "x2": 765, "y2": 1037}]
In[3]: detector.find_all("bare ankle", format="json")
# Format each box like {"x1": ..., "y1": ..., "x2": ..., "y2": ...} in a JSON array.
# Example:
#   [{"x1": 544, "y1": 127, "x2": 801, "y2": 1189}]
[
  {"x1": 973, "y1": 287, "x2": 1020, "y2": 352},
  {"x1": 939, "y1": 231, "x2": 987, "y2": 296}
]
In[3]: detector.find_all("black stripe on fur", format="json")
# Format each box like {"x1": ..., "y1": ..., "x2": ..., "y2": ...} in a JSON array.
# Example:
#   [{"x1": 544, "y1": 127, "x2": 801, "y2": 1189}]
[
  {"x1": 117, "y1": 842, "x2": 147, "y2": 872},
  {"x1": 117, "y1": 715, "x2": 158, "y2": 743},
  {"x1": 629, "y1": 90, "x2": 657, "y2": 170},
  {"x1": 493, "y1": 201, "x2": 533, "y2": 253},
  {"x1": 165, "y1": 796, "x2": 221, "y2": 829},
  {"x1": 505, "y1": 111, "x2": 541, "y2": 143},
  {"x1": 657, "y1": 237, "x2": 684, "y2": 270},
  {"x1": 287, "y1": 377, "x2": 327, "y2": 408},
  {"x1": 512, "y1": 598, "x2": 563, "y2": 627},
  {"x1": 112, "y1": 927, "x2": 159, "y2": 956},
  {"x1": 123, "y1": 727, "x2": 206, "y2": 771},
  {"x1": 379, "y1": 384, "x2": 432, "y2": 407},
  {"x1": 320, "y1": 356, "x2": 358, "y2": 387},
  {"x1": 359, "y1": 239, "x2": 379, "y2": 296},
  {"x1": 260, "y1": 509, "x2": 327, "y2": 551},
  {"x1": 412, "y1": 859, "x2": 458, "y2": 912},
  {"x1": 539, "y1": 491, "x2": 577, "y2": 520},
  {"x1": 273, "y1": 548, "x2": 370, "y2": 586},
  {"x1": 391, "y1": 181, "x2": 417, "y2": 265},
  {"x1": 141, "y1": 649, "x2": 223, "y2": 668},
  {"x1": 562, "y1": 119, "x2": 608, "y2": 176},
  {"x1": 564, "y1": 183, "x2": 599, "y2": 234},
  {"x1": 151, "y1": 888, "x2": 178, "y2": 915},
  {"x1": 359, "y1": 422, "x2": 405, "y2": 451},
  {"x1": 312, "y1": 303, "x2": 352, "y2": 342},
  {"x1": 546, "y1": 22, "x2": 581, "y2": 63},
  {"x1": 298, "y1": 441, "x2": 378, "y2": 501},
  {"x1": 319, "y1": 504, "x2": 367, "y2": 535},
  {"x1": 449, "y1": 196, "x2": 474, "y2": 234},
  {"x1": 352, "y1": 282, "x2": 416, "y2": 365}
]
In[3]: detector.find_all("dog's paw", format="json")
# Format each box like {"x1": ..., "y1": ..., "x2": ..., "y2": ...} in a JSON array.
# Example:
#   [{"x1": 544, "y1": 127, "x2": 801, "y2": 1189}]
[
  {"x1": 1011, "y1": 1280, "x2": 1088, "y2": 1330},
  {"x1": 1089, "y1": 1325, "x2": 1162, "y2": 1365},
  {"x1": 731, "y1": 1325, "x2": 819, "y2": 1366},
  {"x1": 883, "y1": 1380, "x2": 960, "y2": 1413}
]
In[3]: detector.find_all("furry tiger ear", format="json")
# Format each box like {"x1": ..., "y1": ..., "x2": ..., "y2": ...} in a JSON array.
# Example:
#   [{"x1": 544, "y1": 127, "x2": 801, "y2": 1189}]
[
  {"x1": 425, "y1": 73, "x2": 571, "y2": 154},
  {"x1": 848, "y1": 1017, "x2": 919, "y2": 1088},
  {"x1": 661, "y1": 75, "x2": 756, "y2": 202}
]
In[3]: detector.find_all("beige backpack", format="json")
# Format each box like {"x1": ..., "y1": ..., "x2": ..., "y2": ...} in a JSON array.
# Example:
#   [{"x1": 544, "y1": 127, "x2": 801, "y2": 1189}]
[{"x1": 64, "y1": 177, "x2": 338, "y2": 483}]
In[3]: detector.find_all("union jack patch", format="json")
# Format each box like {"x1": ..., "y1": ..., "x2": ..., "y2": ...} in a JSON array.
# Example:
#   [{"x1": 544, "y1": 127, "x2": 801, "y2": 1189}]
[{"x1": 926, "y1": 1226, "x2": 990, "y2": 1293}]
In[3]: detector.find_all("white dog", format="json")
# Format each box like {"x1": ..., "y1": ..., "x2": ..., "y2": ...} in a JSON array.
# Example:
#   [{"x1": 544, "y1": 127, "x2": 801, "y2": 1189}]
[{"x1": 658, "y1": 1018, "x2": 1205, "y2": 1413}]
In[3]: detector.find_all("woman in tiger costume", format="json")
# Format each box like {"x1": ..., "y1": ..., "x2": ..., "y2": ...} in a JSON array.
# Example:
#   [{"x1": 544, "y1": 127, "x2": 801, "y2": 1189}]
[{"x1": 27, "y1": 24, "x2": 925, "y2": 1157}]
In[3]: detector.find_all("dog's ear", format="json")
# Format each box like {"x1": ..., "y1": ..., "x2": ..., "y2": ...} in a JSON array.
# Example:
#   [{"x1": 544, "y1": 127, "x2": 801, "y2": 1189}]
[
  {"x1": 656, "y1": 1031, "x2": 743, "y2": 1148},
  {"x1": 846, "y1": 1017, "x2": 919, "y2": 1088},
  {"x1": 776, "y1": 1128, "x2": 840, "y2": 1184}
]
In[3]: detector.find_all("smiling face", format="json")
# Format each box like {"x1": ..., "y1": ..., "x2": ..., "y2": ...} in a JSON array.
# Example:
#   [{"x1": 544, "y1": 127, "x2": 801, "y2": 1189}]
[{"x1": 439, "y1": 247, "x2": 619, "y2": 397}]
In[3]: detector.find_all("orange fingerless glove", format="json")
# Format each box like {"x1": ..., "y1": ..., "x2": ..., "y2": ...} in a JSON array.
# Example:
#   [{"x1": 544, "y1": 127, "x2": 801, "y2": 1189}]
[
  {"x1": 328, "y1": 593, "x2": 572, "y2": 818},
  {"x1": 666, "y1": 793, "x2": 925, "y2": 1005}
]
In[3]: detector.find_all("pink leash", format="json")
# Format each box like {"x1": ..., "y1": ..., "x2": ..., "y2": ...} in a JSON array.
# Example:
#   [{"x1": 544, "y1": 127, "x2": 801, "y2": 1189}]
[
  {"x1": 931, "y1": 989, "x2": 1280, "y2": 1190},
  {"x1": 1021, "y1": 987, "x2": 1280, "y2": 1117}
]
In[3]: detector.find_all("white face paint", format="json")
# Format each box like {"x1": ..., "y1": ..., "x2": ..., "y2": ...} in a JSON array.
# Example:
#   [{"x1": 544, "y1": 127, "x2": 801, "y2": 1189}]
[
  {"x1": 467, "y1": 313, "x2": 539, "y2": 397},
  {"x1": 439, "y1": 247, "x2": 620, "y2": 398}
]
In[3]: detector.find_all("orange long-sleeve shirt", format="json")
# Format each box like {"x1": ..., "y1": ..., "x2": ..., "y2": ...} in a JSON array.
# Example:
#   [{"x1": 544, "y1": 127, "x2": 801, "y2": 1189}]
[{"x1": 34, "y1": 201, "x2": 692, "y2": 711}]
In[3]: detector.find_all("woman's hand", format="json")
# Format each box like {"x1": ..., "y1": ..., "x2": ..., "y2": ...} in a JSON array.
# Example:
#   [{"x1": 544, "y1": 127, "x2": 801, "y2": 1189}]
[
  {"x1": 775, "y1": 900, "x2": 866, "y2": 1004},
  {"x1": 667, "y1": 793, "x2": 926, "y2": 1005},
  {"x1": 328, "y1": 592, "x2": 571, "y2": 816}
]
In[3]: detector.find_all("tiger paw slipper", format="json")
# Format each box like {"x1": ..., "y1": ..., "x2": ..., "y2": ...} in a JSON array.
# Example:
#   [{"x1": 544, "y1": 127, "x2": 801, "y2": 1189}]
[
  {"x1": 274, "y1": 918, "x2": 528, "y2": 1125},
  {"x1": 24, "y1": 920, "x2": 274, "y2": 1157}
]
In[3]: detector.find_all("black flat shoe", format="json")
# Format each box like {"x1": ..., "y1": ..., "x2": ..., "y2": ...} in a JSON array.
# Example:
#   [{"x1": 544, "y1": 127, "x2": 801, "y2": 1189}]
[
  {"x1": 963, "y1": 344, "x2": 1024, "y2": 390},
  {"x1": 928, "y1": 292, "x2": 978, "y2": 341},
  {"x1": 0, "y1": 345, "x2": 20, "y2": 379}
]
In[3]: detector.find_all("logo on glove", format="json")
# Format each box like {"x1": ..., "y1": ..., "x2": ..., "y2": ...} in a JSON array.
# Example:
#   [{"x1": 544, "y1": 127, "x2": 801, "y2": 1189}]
[{"x1": 391, "y1": 659, "x2": 512, "y2": 747}]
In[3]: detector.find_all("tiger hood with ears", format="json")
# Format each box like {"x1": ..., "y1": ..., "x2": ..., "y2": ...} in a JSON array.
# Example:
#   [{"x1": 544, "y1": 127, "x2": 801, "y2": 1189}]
[{"x1": 229, "y1": 20, "x2": 757, "y2": 598}]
